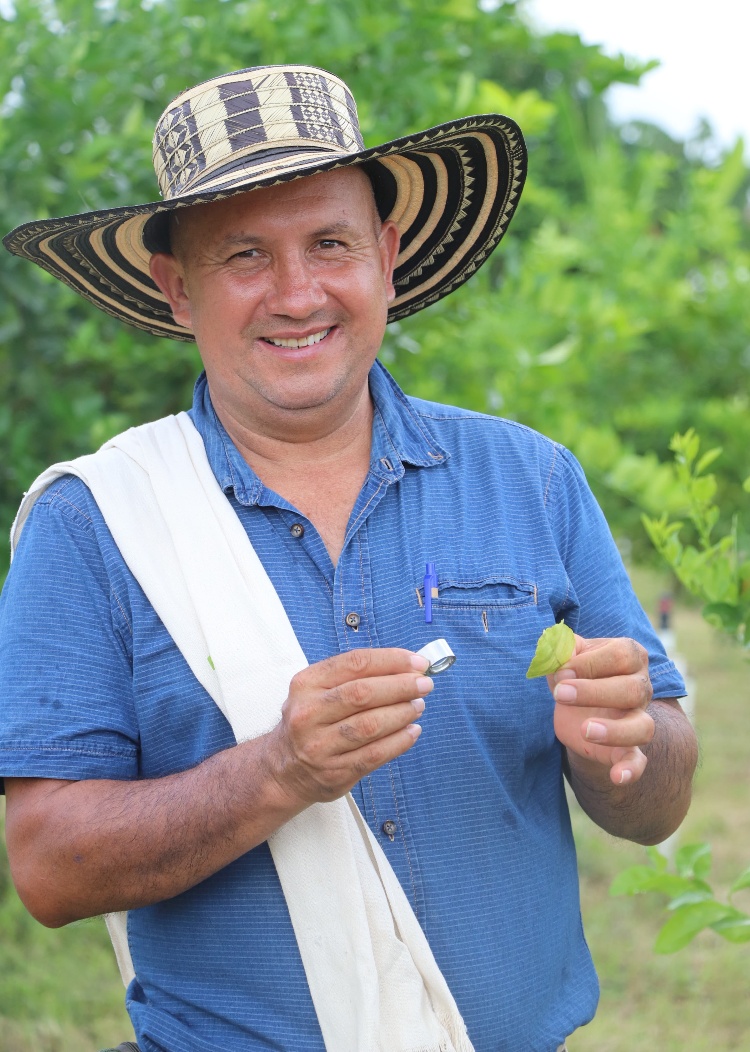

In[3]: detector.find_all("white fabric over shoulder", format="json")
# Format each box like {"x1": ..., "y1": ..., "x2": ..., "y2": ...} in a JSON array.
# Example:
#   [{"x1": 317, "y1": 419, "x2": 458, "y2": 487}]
[{"x1": 11, "y1": 413, "x2": 475, "y2": 1052}]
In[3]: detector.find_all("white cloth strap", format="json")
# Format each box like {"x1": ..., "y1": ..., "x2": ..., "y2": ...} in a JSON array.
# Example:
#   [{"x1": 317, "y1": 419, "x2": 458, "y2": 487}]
[{"x1": 11, "y1": 413, "x2": 474, "y2": 1052}]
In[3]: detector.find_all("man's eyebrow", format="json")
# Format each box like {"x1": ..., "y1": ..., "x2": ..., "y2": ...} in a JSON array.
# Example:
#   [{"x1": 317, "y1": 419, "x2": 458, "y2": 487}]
[
  {"x1": 216, "y1": 232, "x2": 262, "y2": 250},
  {"x1": 309, "y1": 221, "x2": 359, "y2": 238},
  {"x1": 216, "y1": 221, "x2": 361, "y2": 251}
]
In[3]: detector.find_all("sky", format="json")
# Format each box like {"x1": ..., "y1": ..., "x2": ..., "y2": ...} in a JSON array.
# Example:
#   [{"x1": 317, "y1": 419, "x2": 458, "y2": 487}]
[
  {"x1": 523, "y1": 0, "x2": 750, "y2": 154},
  {"x1": 1, "y1": 0, "x2": 746, "y2": 154}
]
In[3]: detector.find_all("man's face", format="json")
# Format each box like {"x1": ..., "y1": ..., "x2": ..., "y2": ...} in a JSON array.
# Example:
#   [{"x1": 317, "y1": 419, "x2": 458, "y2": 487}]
[{"x1": 151, "y1": 167, "x2": 400, "y2": 433}]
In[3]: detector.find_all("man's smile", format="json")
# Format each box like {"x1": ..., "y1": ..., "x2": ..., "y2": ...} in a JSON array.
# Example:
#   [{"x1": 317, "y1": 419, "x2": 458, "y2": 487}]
[{"x1": 262, "y1": 327, "x2": 333, "y2": 349}]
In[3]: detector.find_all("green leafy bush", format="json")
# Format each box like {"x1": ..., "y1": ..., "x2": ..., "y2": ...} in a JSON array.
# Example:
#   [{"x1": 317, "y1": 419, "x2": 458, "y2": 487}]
[
  {"x1": 612, "y1": 431, "x2": 749, "y2": 952},
  {"x1": 2, "y1": 0, "x2": 749, "y2": 579},
  {"x1": 643, "y1": 430, "x2": 750, "y2": 651},
  {"x1": 612, "y1": 844, "x2": 750, "y2": 953}
]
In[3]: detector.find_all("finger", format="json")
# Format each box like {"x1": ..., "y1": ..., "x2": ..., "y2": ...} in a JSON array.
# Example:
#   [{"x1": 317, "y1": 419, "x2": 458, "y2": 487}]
[
  {"x1": 295, "y1": 647, "x2": 429, "y2": 691},
  {"x1": 608, "y1": 747, "x2": 648, "y2": 786},
  {"x1": 553, "y1": 671, "x2": 653, "y2": 711},
  {"x1": 335, "y1": 698, "x2": 427, "y2": 752},
  {"x1": 276, "y1": 718, "x2": 423, "y2": 803},
  {"x1": 321, "y1": 672, "x2": 434, "y2": 724},
  {"x1": 345, "y1": 723, "x2": 424, "y2": 782},
  {"x1": 562, "y1": 636, "x2": 648, "y2": 680},
  {"x1": 580, "y1": 709, "x2": 655, "y2": 749}
]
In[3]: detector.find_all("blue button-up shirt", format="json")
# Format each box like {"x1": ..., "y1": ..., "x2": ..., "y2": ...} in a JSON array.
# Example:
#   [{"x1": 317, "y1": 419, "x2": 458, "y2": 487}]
[{"x1": 0, "y1": 362, "x2": 684, "y2": 1052}]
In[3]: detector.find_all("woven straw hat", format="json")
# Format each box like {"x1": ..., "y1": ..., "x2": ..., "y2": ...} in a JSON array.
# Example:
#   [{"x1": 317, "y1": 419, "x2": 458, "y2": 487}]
[{"x1": 3, "y1": 65, "x2": 527, "y2": 342}]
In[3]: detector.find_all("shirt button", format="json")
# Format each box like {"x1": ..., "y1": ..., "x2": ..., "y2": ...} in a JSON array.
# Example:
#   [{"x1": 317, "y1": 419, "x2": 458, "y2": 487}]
[
  {"x1": 345, "y1": 612, "x2": 361, "y2": 629},
  {"x1": 290, "y1": 523, "x2": 304, "y2": 539},
  {"x1": 382, "y1": 820, "x2": 397, "y2": 841}
]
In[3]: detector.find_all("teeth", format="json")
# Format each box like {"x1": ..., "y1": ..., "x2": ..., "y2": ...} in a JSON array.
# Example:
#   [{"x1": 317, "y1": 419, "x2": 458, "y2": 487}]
[{"x1": 265, "y1": 328, "x2": 331, "y2": 349}]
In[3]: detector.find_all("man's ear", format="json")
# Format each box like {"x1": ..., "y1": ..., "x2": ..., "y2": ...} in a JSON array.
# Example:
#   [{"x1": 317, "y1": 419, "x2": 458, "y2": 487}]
[
  {"x1": 379, "y1": 220, "x2": 401, "y2": 304},
  {"x1": 149, "y1": 253, "x2": 193, "y2": 330}
]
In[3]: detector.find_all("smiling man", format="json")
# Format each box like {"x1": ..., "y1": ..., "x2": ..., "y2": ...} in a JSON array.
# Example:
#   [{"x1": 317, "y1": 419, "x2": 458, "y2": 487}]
[
  {"x1": 149, "y1": 169, "x2": 401, "y2": 565},
  {"x1": 0, "y1": 66, "x2": 697, "y2": 1052}
]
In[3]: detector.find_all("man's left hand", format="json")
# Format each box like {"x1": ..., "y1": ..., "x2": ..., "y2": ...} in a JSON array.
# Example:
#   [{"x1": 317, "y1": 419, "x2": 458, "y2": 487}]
[{"x1": 549, "y1": 635, "x2": 654, "y2": 786}]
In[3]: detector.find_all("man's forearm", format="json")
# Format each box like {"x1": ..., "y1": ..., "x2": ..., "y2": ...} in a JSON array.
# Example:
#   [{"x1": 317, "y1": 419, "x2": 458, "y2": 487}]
[
  {"x1": 5, "y1": 648, "x2": 432, "y2": 928},
  {"x1": 5, "y1": 733, "x2": 303, "y2": 927},
  {"x1": 565, "y1": 699, "x2": 698, "y2": 844}
]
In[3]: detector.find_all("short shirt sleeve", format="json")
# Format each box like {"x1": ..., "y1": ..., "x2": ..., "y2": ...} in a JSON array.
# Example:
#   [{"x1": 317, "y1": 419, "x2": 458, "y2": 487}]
[
  {"x1": 0, "y1": 476, "x2": 139, "y2": 791},
  {"x1": 545, "y1": 445, "x2": 686, "y2": 700}
]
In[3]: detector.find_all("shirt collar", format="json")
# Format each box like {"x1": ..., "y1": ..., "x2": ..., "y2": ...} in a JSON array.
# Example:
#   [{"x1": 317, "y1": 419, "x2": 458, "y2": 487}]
[{"x1": 188, "y1": 360, "x2": 449, "y2": 506}]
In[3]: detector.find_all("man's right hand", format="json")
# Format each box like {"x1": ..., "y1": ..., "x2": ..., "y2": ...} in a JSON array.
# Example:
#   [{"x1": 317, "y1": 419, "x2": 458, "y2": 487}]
[
  {"x1": 4, "y1": 647, "x2": 432, "y2": 926},
  {"x1": 266, "y1": 648, "x2": 433, "y2": 806}
]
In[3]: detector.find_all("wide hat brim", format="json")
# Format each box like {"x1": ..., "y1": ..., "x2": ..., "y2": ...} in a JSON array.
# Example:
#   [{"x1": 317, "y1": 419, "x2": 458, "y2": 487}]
[{"x1": 3, "y1": 115, "x2": 526, "y2": 342}]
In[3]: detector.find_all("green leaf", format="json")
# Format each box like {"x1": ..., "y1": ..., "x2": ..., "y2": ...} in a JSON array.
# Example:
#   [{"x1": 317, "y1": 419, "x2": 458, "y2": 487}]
[
  {"x1": 667, "y1": 890, "x2": 714, "y2": 910},
  {"x1": 526, "y1": 622, "x2": 576, "y2": 679},
  {"x1": 207, "y1": 655, "x2": 215, "y2": 670},
  {"x1": 729, "y1": 865, "x2": 750, "y2": 898},
  {"x1": 702, "y1": 602, "x2": 743, "y2": 632},
  {"x1": 610, "y1": 865, "x2": 661, "y2": 896},
  {"x1": 712, "y1": 916, "x2": 750, "y2": 943},
  {"x1": 695, "y1": 447, "x2": 722, "y2": 475},
  {"x1": 655, "y1": 901, "x2": 736, "y2": 954},
  {"x1": 645, "y1": 845, "x2": 668, "y2": 872},
  {"x1": 610, "y1": 866, "x2": 706, "y2": 899},
  {"x1": 675, "y1": 842, "x2": 712, "y2": 880}
]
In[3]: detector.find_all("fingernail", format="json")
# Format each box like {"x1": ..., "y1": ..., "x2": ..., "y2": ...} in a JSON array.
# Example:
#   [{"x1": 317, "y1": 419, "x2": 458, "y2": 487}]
[
  {"x1": 619, "y1": 769, "x2": 633, "y2": 785},
  {"x1": 554, "y1": 682, "x2": 578, "y2": 703},
  {"x1": 415, "y1": 676, "x2": 434, "y2": 694},
  {"x1": 411, "y1": 697, "x2": 426, "y2": 714},
  {"x1": 585, "y1": 721, "x2": 607, "y2": 742},
  {"x1": 553, "y1": 669, "x2": 577, "y2": 684},
  {"x1": 410, "y1": 654, "x2": 430, "y2": 672},
  {"x1": 406, "y1": 723, "x2": 422, "y2": 740}
]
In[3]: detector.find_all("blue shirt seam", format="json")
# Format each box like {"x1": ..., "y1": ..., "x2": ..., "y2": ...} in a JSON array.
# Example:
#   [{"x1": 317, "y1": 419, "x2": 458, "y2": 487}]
[
  {"x1": 543, "y1": 443, "x2": 561, "y2": 508},
  {"x1": 650, "y1": 661, "x2": 684, "y2": 682},
  {"x1": 355, "y1": 529, "x2": 375, "y2": 648},
  {"x1": 0, "y1": 743, "x2": 137, "y2": 757},
  {"x1": 386, "y1": 761, "x2": 421, "y2": 922},
  {"x1": 38, "y1": 486, "x2": 96, "y2": 533},
  {"x1": 111, "y1": 586, "x2": 133, "y2": 639}
]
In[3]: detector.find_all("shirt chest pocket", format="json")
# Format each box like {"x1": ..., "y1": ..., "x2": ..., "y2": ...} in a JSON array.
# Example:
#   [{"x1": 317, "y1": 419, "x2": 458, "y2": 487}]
[
  {"x1": 414, "y1": 572, "x2": 552, "y2": 758},
  {"x1": 419, "y1": 573, "x2": 538, "y2": 634}
]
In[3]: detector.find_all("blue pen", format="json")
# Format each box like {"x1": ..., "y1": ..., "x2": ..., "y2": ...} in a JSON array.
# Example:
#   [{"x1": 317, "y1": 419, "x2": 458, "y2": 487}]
[{"x1": 424, "y1": 562, "x2": 438, "y2": 623}]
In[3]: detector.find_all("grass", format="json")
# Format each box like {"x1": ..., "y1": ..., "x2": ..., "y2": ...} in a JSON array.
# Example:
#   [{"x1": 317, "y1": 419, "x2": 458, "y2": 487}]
[
  {"x1": 570, "y1": 567, "x2": 750, "y2": 1051},
  {"x1": 0, "y1": 568, "x2": 747, "y2": 1050},
  {"x1": 0, "y1": 849, "x2": 133, "y2": 1051}
]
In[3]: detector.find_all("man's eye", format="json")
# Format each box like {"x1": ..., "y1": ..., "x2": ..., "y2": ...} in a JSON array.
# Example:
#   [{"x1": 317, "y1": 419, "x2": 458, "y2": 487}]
[{"x1": 318, "y1": 239, "x2": 342, "y2": 249}]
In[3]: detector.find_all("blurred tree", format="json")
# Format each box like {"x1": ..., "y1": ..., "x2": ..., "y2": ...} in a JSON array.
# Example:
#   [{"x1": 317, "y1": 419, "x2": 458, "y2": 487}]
[
  {"x1": 610, "y1": 433, "x2": 749, "y2": 955},
  {"x1": 1, "y1": 0, "x2": 748, "y2": 580}
]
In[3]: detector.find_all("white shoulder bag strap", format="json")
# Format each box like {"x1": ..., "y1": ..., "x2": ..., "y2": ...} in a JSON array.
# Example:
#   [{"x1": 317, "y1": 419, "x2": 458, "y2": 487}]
[{"x1": 11, "y1": 413, "x2": 474, "y2": 1052}]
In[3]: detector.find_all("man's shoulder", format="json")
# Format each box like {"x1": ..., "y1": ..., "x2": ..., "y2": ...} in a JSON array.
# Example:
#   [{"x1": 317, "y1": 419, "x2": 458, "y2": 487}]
[
  {"x1": 30, "y1": 473, "x2": 102, "y2": 532},
  {"x1": 405, "y1": 393, "x2": 563, "y2": 458},
  {"x1": 14, "y1": 471, "x2": 126, "y2": 575}
]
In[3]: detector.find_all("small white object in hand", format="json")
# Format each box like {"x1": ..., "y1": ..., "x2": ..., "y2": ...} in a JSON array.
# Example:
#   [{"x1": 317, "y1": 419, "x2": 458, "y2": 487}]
[{"x1": 417, "y1": 639, "x2": 456, "y2": 675}]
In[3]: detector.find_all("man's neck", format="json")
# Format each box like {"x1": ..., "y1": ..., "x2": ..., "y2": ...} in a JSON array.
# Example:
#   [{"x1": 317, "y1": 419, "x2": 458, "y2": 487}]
[
  {"x1": 209, "y1": 384, "x2": 375, "y2": 565},
  {"x1": 210, "y1": 381, "x2": 374, "y2": 474}
]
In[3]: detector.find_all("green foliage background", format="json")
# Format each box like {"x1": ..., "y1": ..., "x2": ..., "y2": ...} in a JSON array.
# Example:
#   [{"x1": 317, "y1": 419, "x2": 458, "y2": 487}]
[
  {"x1": 1, "y1": 0, "x2": 749, "y2": 1047},
  {"x1": 2, "y1": 0, "x2": 749, "y2": 578}
]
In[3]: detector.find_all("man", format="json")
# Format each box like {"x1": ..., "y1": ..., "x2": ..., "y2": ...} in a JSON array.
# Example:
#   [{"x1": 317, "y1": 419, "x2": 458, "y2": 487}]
[{"x1": 0, "y1": 66, "x2": 696, "y2": 1052}]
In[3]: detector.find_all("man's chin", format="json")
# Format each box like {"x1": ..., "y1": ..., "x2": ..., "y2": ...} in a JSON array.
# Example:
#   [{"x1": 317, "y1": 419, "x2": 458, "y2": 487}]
[{"x1": 251, "y1": 376, "x2": 357, "y2": 417}]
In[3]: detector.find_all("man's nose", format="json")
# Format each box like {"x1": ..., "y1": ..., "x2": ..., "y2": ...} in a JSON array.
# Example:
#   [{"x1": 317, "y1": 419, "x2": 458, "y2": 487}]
[{"x1": 265, "y1": 253, "x2": 328, "y2": 317}]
